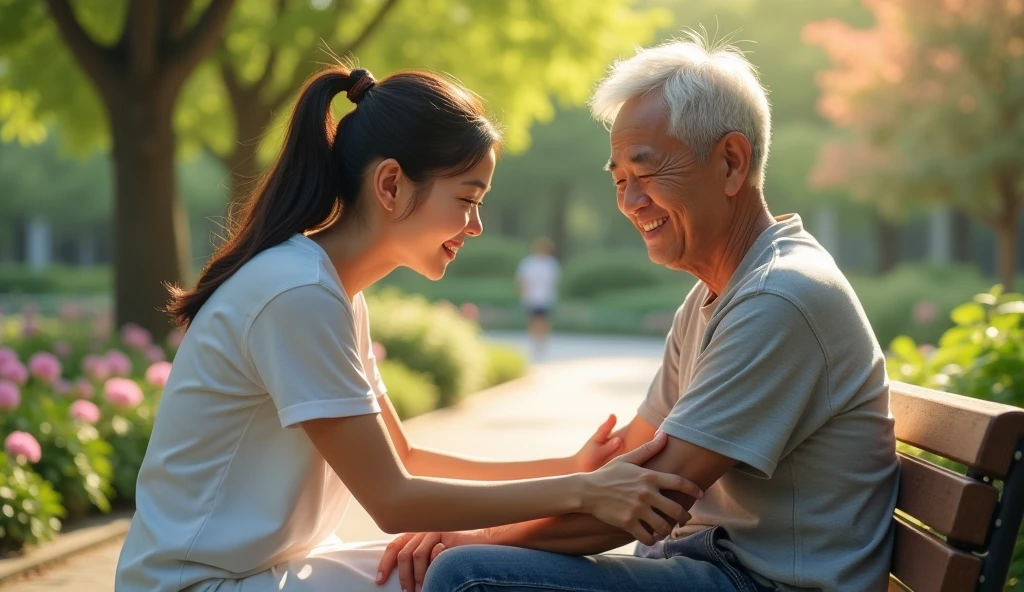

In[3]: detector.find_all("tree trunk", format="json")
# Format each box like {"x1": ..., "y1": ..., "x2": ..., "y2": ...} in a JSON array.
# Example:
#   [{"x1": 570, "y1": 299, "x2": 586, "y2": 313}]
[
  {"x1": 951, "y1": 210, "x2": 972, "y2": 263},
  {"x1": 994, "y1": 222, "x2": 1017, "y2": 292},
  {"x1": 550, "y1": 185, "x2": 570, "y2": 261},
  {"x1": 875, "y1": 212, "x2": 901, "y2": 274},
  {"x1": 109, "y1": 92, "x2": 190, "y2": 339}
]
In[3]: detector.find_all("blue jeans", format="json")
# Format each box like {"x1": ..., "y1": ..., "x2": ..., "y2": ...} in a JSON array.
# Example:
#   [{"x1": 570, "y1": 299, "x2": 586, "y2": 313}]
[{"x1": 422, "y1": 527, "x2": 774, "y2": 592}]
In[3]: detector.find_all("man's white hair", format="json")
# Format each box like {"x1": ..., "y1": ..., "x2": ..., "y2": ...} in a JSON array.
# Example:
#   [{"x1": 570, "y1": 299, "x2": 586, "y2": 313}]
[{"x1": 590, "y1": 31, "x2": 772, "y2": 189}]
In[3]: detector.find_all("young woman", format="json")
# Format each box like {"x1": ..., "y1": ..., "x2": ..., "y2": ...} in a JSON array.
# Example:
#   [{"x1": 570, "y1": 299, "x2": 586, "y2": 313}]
[{"x1": 114, "y1": 65, "x2": 697, "y2": 592}]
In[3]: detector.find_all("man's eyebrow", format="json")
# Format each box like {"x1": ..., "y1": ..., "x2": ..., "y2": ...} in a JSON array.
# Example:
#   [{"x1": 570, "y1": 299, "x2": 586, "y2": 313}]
[{"x1": 605, "y1": 150, "x2": 656, "y2": 172}]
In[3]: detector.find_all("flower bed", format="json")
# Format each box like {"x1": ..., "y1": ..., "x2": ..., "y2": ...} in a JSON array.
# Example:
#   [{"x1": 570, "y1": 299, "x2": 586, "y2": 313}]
[{"x1": 0, "y1": 294, "x2": 527, "y2": 555}]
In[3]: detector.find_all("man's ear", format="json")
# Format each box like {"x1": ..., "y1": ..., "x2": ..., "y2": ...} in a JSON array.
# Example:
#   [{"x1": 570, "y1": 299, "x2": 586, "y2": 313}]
[
  {"x1": 372, "y1": 158, "x2": 403, "y2": 212},
  {"x1": 720, "y1": 132, "x2": 752, "y2": 197}
]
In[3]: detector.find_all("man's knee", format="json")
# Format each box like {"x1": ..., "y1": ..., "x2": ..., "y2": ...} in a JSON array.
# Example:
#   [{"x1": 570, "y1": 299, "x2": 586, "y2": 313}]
[{"x1": 422, "y1": 545, "x2": 494, "y2": 592}]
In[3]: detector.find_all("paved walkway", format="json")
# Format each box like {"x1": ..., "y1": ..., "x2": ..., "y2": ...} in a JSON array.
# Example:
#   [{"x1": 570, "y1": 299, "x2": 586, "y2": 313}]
[{"x1": 7, "y1": 333, "x2": 664, "y2": 591}]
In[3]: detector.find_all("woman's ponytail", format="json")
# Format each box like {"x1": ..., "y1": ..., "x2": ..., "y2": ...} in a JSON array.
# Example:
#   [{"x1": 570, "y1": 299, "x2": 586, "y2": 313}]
[{"x1": 165, "y1": 66, "x2": 367, "y2": 328}]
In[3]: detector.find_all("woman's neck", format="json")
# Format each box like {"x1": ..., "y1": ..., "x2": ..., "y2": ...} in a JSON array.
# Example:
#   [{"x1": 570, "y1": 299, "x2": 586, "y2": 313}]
[{"x1": 308, "y1": 219, "x2": 398, "y2": 300}]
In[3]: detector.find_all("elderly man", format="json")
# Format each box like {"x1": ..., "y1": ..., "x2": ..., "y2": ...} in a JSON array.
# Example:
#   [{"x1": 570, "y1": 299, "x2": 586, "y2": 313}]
[{"x1": 389, "y1": 36, "x2": 900, "y2": 592}]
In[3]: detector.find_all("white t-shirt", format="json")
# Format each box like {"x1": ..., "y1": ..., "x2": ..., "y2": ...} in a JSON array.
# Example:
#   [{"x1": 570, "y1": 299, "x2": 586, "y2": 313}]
[
  {"x1": 116, "y1": 234, "x2": 387, "y2": 591},
  {"x1": 515, "y1": 254, "x2": 560, "y2": 308}
]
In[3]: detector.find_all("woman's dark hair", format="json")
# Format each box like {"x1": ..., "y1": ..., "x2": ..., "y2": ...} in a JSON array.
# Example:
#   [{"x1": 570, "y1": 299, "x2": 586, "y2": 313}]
[{"x1": 166, "y1": 65, "x2": 502, "y2": 328}]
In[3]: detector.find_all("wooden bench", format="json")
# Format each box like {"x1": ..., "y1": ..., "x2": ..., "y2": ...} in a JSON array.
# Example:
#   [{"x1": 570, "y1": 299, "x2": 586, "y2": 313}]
[{"x1": 888, "y1": 381, "x2": 1024, "y2": 592}]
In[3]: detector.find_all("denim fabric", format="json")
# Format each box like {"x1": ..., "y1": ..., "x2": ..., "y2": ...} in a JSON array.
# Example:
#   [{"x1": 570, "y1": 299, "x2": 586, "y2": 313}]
[{"x1": 422, "y1": 527, "x2": 774, "y2": 592}]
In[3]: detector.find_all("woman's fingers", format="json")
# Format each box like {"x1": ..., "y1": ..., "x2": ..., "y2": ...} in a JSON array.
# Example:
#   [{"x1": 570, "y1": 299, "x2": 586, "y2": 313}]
[
  {"x1": 412, "y1": 533, "x2": 442, "y2": 589},
  {"x1": 377, "y1": 533, "x2": 416, "y2": 584},
  {"x1": 397, "y1": 533, "x2": 426, "y2": 592},
  {"x1": 626, "y1": 521, "x2": 657, "y2": 546},
  {"x1": 655, "y1": 472, "x2": 703, "y2": 500},
  {"x1": 617, "y1": 431, "x2": 667, "y2": 466},
  {"x1": 649, "y1": 495, "x2": 688, "y2": 526},
  {"x1": 641, "y1": 508, "x2": 673, "y2": 537}
]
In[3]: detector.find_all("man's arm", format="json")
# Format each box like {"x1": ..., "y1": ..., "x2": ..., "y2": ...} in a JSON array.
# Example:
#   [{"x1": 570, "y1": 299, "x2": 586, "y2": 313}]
[{"x1": 480, "y1": 433, "x2": 737, "y2": 555}]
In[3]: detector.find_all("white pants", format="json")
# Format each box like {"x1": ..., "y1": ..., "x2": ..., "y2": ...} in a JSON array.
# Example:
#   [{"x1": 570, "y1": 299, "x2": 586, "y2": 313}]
[{"x1": 191, "y1": 540, "x2": 403, "y2": 592}]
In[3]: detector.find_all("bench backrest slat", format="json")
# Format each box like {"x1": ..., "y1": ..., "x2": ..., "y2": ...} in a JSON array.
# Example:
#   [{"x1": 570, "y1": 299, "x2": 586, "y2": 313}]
[
  {"x1": 891, "y1": 517, "x2": 982, "y2": 592},
  {"x1": 890, "y1": 383, "x2": 1024, "y2": 479},
  {"x1": 896, "y1": 452, "x2": 998, "y2": 547}
]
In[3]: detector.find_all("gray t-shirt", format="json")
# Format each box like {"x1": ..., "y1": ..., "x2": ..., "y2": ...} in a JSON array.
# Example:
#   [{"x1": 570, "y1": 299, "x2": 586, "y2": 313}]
[{"x1": 641, "y1": 214, "x2": 899, "y2": 592}]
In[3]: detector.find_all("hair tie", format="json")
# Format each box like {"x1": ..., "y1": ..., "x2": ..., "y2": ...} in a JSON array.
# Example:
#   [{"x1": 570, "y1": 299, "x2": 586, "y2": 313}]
[{"x1": 347, "y1": 69, "x2": 376, "y2": 105}]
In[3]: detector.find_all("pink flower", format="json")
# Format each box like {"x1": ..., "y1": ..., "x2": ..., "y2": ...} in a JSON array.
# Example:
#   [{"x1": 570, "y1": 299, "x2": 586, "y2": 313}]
[
  {"x1": 104, "y1": 377, "x2": 143, "y2": 409},
  {"x1": 69, "y1": 399, "x2": 101, "y2": 424},
  {"x1": 144, "y1": 361, "x2": 172, "y2": 389},
  {"x1": 0, "y1": 380, "x2": 20, "y2": 411},
  {"x1": 105, "y1": 350, "x2": 132, "y2": 377},
  {"x1": 913, "y1": 300, "x2": 938, "y2": 325},
  {"x1": 28, "y1": 352, "x2": 62, "y2": 385},
  {"x1": 146, "y1": 345, "x2": 166, "y2": 363},
  {"x1": 0, "y1": 360, "x2": 28, "y2": 386},
  {"x1": 459, "y1": 302, "x2": 480, "y2": 322},
  {"x1": 82, "y1": 355, "x2": 110, "y2": 381},
  {"x1": 5, "y1": 431, "x2": 41, "y2": 464},
  {"x1": 53, "y1": 340, "x2": 73, "y2": 359},
  {"x1": 74, "y1": 378, "x2": 95, "y2": 400},
  {"x1": 167, "y1": 327, "x2": 185, "y2": 350},
  {"x1": 120, "y1": 323, "x2": 153, "y2": 350},
  {"x1": 372, "y1": 341, "x2": 387, "y2": 362},
  {"x1": 0, "y1": 347, "x2": 18, "y2": 368}
]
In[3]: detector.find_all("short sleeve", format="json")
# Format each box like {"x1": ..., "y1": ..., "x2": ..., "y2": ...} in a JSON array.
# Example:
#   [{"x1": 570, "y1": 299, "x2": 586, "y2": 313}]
[
  {"x1": 660, "y1": 293, "x2": 827, "y2": 479},
  {"x1": 247, "y1": 283, "x2": 381, "y2": 428},
  {"x1": 638, "y1": 306, "x2": 685, "y2": 427},
  {"x1": 352, "y1": 293, "x2": 388, "y2": 398}
]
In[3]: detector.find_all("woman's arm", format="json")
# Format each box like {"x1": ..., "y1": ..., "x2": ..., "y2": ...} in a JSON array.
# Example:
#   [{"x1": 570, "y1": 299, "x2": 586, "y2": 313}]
[
  {"x1": 301, "y1": 413, "x2": 697, "y2": 537},
  {"x1": 378, "y1": 394, "x2": 622, "y2": 480}
]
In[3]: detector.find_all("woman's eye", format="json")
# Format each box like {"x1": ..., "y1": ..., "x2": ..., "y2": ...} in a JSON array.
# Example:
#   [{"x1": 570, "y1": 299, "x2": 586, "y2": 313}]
[{"x1": 462, "y1": 198, "x2": 481, "y2": 207}]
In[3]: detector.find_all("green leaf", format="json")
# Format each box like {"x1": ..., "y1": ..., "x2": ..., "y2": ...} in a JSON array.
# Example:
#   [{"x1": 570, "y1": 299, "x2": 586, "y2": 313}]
[
  {"x1": 889, "y1": 335, "x2": 921, "y2": 362},
  {"x1": 950, "y1": 303, "x2": 986, "y2": 326}
]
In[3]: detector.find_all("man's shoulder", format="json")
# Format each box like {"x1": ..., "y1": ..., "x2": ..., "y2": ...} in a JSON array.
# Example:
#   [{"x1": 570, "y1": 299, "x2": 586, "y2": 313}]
[{"x1": 731, "y1": 233, "x2": 855, "y2": 320}]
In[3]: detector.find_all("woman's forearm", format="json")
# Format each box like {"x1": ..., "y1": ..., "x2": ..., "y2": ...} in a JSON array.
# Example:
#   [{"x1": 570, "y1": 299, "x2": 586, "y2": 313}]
[
  {"x1": 375, "y1": 473, "x2": 585, "y2": 534},
  {"x1": 404, "y1": 447, "x2": 573, "y2": 480}
]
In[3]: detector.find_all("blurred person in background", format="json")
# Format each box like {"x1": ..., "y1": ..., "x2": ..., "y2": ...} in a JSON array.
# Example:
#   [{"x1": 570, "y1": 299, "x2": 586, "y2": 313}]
[
  {"x1": 516, "y1": 236, "x2": 561, "y2": 358},
  {"x1": 114, "y1": 64, "x2": 701, "y2": 592}
]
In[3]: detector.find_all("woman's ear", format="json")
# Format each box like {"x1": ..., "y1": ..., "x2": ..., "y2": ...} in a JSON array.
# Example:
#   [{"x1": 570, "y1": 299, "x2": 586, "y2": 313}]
[{"x1": 372, "y1": 158, "x2": 403, "y2": 212}]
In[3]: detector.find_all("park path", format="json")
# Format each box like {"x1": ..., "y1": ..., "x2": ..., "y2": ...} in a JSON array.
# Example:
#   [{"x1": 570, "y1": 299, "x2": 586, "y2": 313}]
[{"x1": 5, "y1": 333, "x2": 665, "y2": 591}]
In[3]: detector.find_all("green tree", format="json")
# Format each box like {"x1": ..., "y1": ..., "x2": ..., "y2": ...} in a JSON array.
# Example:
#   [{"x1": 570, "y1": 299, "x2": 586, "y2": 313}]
[
  {"x1": 0, "y1": 0, "x2": 235, "y2": 336},
  {"x1": 0, "y1": 0, "x2": 668, "y2": 337},
  {"x1": 804, "y1": 0, "x2": 1024, "y2": 290}
]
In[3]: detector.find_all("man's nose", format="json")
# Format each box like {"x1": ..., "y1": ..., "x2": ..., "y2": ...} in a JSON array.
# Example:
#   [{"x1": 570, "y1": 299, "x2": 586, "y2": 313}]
[{"x1": 621, "y1": 180, "x2": 651, "y2": 214}]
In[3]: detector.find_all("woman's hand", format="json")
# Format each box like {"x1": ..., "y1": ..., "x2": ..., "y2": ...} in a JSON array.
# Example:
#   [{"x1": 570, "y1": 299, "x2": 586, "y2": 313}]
[
  {"x1": 570, "y1": 414, "x2": 624, "y2": 472},
  {"x1": 579, "y1": 431, "x2": 702, "y2": 545},
  {"x1": 376, "y1": 530, "x2": 486, "y2": 591}
]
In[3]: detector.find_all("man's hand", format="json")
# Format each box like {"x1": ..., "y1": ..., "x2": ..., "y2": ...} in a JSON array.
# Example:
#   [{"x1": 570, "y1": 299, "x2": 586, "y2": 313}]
[
  {"x1": 570, "y1": 414, "x2": 624, "y2": 472},
  {"x1": 376, "y1": 530, "x2": 488, "y2": 590}
]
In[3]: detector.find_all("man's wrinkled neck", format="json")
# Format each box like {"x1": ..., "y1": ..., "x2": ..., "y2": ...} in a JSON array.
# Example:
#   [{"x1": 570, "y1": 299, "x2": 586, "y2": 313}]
[{"x1": 693, "y1": 189, "x2": 774, "y2": 297}]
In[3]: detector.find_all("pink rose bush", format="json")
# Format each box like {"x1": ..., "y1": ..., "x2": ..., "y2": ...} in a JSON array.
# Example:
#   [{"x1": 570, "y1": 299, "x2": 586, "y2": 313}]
[
  {"x1": 145, "y1": 362, "x2": 172, "y2": 389},
  {"x1": 29, "y1": 352, "x2": 62, "y2": 385},
  {"x1": 70, "y1": 400, "x2": 101, "y2": 425},
  {"x1": 0, "y1": 381, "x2": 20, "y2": 411},
  {"x1": 5, "y1": 431, "x2": 41, "y2": 464},
  {"x1": 104, "y1": 377, "x2": 144, "y2": 409}
]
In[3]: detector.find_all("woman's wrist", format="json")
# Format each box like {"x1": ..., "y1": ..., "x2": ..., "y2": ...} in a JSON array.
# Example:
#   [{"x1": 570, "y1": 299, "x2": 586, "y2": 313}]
[{"x1": 565, "y1": 472, "x2": 589, "y2": 514}]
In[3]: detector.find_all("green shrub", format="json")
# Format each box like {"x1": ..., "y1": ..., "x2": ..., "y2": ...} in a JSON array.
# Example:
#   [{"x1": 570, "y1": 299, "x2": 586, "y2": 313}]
[
  {"x1": 0, "y1": 454, "x2": 64, "y2": 555},
  {"x1": 6, "y1": 400, "x2": 115, "y2": 520},
  {"x1": 0, "y1": 265, "x2": 110, "y2": 294},
  {"x1": 378, "y1": 360, "x2": 440, "y2": 420},
  {"x1": 376, "y1": 272, "x2": 519, "y2": 308},
  {"x1": 443, "y1": 235, "x2": 530, "y2": 279},
  {"x1": 590, "y1": 281, "x2": 695, "y2": 315},
  {"x1": 850, "y1": 264, "x2": 993, "y2": 349},
  {"x1": 368, "y1": 289, "x2": 487, "y2": 407},
  {"x1": 483, "y1": 344, "x2": 528, "y2": 388},
  {"x1": 560, "y1": 250, "x2": 677, "y2": 299},
  {"x1": 887, "y1": 285, "x2": 1023, "y2": 587}
]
